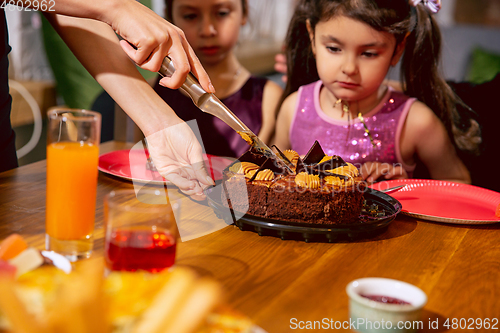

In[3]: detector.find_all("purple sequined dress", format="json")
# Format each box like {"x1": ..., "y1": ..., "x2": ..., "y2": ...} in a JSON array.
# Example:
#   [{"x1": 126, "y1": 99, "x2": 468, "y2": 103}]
[{"x1": 290, "y1": 80, "x2": 416, "y2": 176}]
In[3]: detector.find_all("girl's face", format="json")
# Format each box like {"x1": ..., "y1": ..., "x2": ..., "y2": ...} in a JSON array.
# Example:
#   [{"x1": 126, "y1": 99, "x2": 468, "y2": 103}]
[
  {"x1": 308, "y1": 15, "x2": 404, "y2": 103},
  {"x1": 171, "y1": 0, "x2": 246, "y2": 65}
]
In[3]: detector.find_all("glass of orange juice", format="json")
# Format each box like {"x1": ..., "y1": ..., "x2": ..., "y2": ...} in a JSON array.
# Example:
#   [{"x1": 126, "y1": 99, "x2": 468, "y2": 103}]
[{"x1": 46, "y1": 108, "x2": 101, "y2": 261}]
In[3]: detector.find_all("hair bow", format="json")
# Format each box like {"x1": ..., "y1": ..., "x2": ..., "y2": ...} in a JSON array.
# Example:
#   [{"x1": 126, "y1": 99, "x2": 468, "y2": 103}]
[{"x1": 409, "y1": 0, "x2": 441, "y2": 14}]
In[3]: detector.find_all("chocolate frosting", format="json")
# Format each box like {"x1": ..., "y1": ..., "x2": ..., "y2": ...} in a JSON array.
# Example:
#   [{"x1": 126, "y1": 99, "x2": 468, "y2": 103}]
[
  {"x1": 248, "y1": 157, "x2": 287, "y2": 181},
  {"x1": 231, "y1": 141, "x2": 350, "y2": 182},
  {"x1": 302, "y1": 140, "x2": 325, "y2": 165},
  {"x1": 313, "y1": 156, "x2": 347, "y2": 171},
  {"x1": 272, "y1": 145, "x2": 294, "y2": 166},
  {"x1": 238, "y1": 148, "x2": 268, "y2": 165}
]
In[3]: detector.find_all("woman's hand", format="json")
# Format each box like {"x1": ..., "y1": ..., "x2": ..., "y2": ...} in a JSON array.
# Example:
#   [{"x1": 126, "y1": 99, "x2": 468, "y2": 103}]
[
  {"x1": 42, "y1": 1, "x2": 217, "y2": 200},
  {"x1": 145, "y1": 119, "x2": 215, "y2": 201},
  {"x1": 42, "y1": 0, "x2": 214, "y2": 92},
  {"x1": 360, "y1": 162, "x2": 408, "y2": 184},
  {"x1": 106, "y1": 0, "x2": 214, "y2": 93}
]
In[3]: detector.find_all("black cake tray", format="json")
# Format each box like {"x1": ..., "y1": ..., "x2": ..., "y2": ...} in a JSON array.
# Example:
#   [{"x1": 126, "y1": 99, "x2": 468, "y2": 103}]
[{"x1": 205, "y1": 180, "x2": 402, "y2": 243}]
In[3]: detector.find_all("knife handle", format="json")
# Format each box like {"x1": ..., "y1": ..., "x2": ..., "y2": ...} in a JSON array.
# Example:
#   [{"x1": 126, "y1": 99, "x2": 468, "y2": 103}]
[{"x1": 158, "y1": 56, "x2": 207, "y2": 106}]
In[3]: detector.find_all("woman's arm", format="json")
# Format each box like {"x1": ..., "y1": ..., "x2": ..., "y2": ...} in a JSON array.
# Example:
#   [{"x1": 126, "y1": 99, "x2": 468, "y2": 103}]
[
  {"x1": 44, "y1": 14, "x2": 172, "y2": 135},
  {"x1": 44, "y1": 14, "x2": 213, "y2": 199},
  {"x1": 258, "y1": 80, "x2": 283, "y2": 144},
  {"x1": 401, "y1": 101, "x2": 471, "y2": 183},
  {"x1": 22, "y1": 0, "x2": 213, "y2": 91}
]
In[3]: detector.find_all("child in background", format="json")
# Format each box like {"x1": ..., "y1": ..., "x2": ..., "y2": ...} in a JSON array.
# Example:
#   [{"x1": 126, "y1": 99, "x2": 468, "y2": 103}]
[
  {"x1": 154, "y1": 0, "x2": 283, "y2": 158},
  {"x1": 273, "y1": 0, "x2": 479, "y2": 184}
]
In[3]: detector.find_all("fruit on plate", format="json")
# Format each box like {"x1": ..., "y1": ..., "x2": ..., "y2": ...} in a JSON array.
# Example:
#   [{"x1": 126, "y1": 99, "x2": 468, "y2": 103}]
[
  {"x1": 0, "y1": 234, "x2": 259, "y2": 333},
  {"x1": 106, "y1": 271, "x2": 257, "y2": 333},
  {"x1": 0, "y1": 234, "x2": 46, "y2": 278},
  {"x1": 0, "y1": 259, "x2": 259, "y2": 333},
  {"x1": 0, "y1": 260, "x2": 16, "y2": 279},
  {"x1": 8, "y1": 248, "x2": 45, "y2": 278},
  {"x1": 0, "y1": 233, "x2": 28, "y2": 260}
]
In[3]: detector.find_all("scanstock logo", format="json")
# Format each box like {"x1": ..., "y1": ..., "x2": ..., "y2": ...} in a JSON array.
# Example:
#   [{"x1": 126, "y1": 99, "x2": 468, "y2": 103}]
[{"x1": 130, "y1": 120, "x2": 244, "y2": 242}]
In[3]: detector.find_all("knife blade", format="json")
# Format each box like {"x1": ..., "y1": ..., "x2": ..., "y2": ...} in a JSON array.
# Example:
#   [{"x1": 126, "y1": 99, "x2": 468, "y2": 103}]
[{"x1": 159, "y1": 56, "x2": 293, "y2": 173}]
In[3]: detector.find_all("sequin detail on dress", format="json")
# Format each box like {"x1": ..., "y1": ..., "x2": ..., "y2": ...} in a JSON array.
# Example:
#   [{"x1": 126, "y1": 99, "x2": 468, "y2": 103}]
[{"x1": 290, "y1": 80, "x2": 417, "y2": 176}]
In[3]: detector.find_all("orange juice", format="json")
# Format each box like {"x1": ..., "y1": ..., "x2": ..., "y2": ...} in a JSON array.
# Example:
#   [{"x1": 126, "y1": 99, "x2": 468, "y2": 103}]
[{"x1": 46, "y1": 142, "x2": 99, "y2": 240}]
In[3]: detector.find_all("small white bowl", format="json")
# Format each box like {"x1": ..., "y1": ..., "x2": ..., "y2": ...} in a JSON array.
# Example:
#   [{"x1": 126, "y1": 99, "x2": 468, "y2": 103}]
[{"x1": 346, "y1": 278, "x2": 427, "y2": 333}]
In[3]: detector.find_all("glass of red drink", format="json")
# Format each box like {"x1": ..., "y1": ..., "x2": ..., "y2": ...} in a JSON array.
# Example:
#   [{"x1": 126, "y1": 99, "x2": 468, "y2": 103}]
[{"x1": 104, "y1": 189, "x2": 180, "y2": 273}]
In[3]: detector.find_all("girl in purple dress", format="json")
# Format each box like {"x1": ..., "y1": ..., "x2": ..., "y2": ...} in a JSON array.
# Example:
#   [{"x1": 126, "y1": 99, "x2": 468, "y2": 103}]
[
  {"x1": 154, "y1": 0, "x2": 283, "y2": 158},
  {"x1": 274, "y1": 0, "x2": 480, "y2": 184}
]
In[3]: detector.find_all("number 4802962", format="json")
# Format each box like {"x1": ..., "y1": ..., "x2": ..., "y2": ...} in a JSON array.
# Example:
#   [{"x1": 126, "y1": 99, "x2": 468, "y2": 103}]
[
  {"x1": 1, "y1": 0, "x2": 55, "y2": 11},
  {"x1": 443, "y1": 318, "x2": 498, "y2": 330}
]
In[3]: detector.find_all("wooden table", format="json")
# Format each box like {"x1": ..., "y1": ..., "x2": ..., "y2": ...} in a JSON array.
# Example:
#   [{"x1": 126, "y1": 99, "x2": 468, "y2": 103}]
[{"x1": 1, "y1": 141, "x2": 499, "y2": 332}]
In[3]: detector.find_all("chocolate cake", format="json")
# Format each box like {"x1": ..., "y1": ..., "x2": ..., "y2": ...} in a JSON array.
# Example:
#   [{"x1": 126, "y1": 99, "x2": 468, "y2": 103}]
[{"x1": 221, "y1": 141, "x2": 366, "y2": 225}]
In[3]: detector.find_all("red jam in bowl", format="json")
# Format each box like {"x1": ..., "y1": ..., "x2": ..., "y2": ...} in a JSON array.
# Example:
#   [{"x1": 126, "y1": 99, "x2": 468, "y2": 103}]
[{"x1": 360, "y1": 294, "x2": 411, "y2": 305}]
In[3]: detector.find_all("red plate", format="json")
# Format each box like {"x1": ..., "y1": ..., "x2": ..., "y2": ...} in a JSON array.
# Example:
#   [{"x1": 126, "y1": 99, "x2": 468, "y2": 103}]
[
  {"x1": 370, "y1": 179, "x2": 500, "y2": 224},
  {"x1": 98, "y1": 149, "x2": 234, "y2": 185}
]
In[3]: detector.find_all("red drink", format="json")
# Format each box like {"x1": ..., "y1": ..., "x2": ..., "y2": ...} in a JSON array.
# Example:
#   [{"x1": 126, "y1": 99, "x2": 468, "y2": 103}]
[{"x1": 106, "y1": 228, "x2": 176, "y2": 273}]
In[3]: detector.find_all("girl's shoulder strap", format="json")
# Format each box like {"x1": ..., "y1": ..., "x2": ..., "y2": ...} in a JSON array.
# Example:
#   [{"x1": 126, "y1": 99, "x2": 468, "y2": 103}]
[
  {"x1": 299, "y1": 79, "x2": 321, "y2": 97},
  {"x1": 292, "y1": 80, "x2": 322, "y2": 121}
]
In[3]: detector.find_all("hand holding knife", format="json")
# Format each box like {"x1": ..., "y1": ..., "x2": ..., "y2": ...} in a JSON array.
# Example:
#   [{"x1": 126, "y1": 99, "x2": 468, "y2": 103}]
[{"x1": 158, "y1": 56, "x2": 294, "y2": 173}]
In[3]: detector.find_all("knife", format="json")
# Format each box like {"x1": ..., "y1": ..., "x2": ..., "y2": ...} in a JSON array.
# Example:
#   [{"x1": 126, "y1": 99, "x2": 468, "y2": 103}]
[{"x1": 158, "y1": 56, "x2": 293, "y2": 173}]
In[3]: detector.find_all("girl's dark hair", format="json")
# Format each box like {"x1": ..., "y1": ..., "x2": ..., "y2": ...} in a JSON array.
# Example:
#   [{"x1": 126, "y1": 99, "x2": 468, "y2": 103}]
[
  {"x1": 282, "y1": 0, "x2": 480, "y2": 154},
  {"x1": 164, "y1": 0, "x2": 248, "y2": 23}
]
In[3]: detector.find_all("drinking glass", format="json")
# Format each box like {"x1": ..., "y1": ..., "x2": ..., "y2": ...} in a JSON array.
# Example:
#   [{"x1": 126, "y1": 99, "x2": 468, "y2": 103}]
[
  {"x1": 104, "y1": 189, "x2": 180, "y2": 273},
  {"x1": 45, "y1": 108, "x2": 101, "y2": 261}
]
